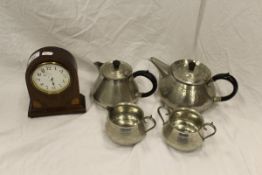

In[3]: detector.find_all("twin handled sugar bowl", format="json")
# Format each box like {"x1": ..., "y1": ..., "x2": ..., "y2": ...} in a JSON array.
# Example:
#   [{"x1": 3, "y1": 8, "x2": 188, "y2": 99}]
[{"x1": 157, "y1": 106, "x2": 216, "y2": 151}]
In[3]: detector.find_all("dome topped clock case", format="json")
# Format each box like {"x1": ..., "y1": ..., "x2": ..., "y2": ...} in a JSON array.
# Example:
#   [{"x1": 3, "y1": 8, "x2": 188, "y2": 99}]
[{"x1": 26, "y1": 46, "x2": 86, "y2": 118}]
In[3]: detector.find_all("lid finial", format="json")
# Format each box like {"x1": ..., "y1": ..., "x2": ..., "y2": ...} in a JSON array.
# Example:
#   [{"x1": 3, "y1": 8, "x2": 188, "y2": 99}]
[
  {"x1": 113, "y1": 60, "x2": 121, "y2": 70},
  {"x1": 188, "y1": 61, "x2": 196, "y2": 71}
]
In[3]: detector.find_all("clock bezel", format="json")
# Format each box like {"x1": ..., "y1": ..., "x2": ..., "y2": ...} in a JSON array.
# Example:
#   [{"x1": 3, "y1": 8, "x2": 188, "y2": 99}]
[{"x1": 31, "y1": 62, "x2": 71, "y2": 95}]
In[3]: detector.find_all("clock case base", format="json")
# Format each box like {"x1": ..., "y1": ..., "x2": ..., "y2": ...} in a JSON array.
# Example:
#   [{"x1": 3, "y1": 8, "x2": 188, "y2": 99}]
[{"x1": 28, "y1": 94, "x2": 86, "y2": 118}]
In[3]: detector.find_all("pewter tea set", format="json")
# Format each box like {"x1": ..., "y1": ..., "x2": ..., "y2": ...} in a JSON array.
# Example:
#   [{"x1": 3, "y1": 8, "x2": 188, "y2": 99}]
[{"x1": 26, "y1": 47, "x2": 238, "y2": 152}]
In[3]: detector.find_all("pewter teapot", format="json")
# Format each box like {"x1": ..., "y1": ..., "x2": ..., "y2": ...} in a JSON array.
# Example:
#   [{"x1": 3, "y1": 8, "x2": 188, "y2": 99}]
[
  {"x1": 92, "y1": 60, "x2": 157, "y2": 108},
  {"x1": 150, "y1": 57, "x2": 238, "y2": 112}
]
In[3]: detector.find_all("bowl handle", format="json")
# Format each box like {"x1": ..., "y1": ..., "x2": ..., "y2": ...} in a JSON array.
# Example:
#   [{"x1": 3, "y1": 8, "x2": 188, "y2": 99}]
[
  {"x1": 144, "y1": 115, "x2": 157, "y2": 133},
  {"x1": 157, "y1": 106, "x2": 171, "y2": 125},
  {"x1": 212, "y1": 73, "x2": 238, "y2": 102},
  {"x1": 198, "y1": 122, "x2": 217, "y2": 140}
]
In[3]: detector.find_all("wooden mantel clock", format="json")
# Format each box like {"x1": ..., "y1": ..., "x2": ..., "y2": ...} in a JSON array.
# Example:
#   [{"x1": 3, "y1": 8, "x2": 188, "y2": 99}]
[{"x1": 25, "y1": 46, "x2": 86, "y2": 118}]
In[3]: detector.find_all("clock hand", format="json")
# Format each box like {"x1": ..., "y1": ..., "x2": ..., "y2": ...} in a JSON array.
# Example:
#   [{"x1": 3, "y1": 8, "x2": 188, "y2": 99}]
[{"x1": 50, "y1": 77, "x2": 55, "y2": 86}]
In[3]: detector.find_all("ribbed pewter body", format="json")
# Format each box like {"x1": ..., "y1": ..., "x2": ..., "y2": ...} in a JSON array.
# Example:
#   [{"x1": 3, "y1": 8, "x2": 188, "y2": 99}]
[
  {"x1": 93, "y1": 75, "x2": 139, "y2": 108},
  {"x1": 158, "y1": 74, "x2": 216, "y2": 112}
]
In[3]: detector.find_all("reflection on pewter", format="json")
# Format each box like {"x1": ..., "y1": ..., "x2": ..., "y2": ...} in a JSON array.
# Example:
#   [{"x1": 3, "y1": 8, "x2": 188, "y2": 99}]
[{"x1": 158, "y1": 106, "x2": 216, "y2": 152}]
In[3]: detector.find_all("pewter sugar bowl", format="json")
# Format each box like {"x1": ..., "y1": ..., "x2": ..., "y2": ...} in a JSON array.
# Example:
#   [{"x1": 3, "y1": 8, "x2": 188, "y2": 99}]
[{"x1": 158, "y1": 107, "x2": 216, "y2": 152}]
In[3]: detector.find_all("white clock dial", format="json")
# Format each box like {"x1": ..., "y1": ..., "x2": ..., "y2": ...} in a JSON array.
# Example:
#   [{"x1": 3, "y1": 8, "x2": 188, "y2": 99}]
[{"x1": 31, "y1": 62, "x2": 71, "y2": 94}]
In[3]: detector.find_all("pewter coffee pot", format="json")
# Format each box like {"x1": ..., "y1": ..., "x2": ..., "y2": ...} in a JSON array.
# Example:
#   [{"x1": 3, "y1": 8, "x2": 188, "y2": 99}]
[
  {"x1": 92, "y1": 60, "x2": 157, "y2": 108},
  {"x1": 150, "y1": 57, "x2": 238, "y2": 112}
]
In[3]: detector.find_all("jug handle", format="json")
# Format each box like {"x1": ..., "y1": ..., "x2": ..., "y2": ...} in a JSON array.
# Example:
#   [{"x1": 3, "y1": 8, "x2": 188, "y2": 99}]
[
  {"x1": 198, "y1": 122, "x2": 217, "y2": 140},
  {"x1": 211, "y1": 73, "x2": 238, "y2": 102},
  {"x1": 144, "y1": 115, "x2": 157, "y2": 133},
  {"x1": 157, "y1": 106, "x2": 171, "y2": 125},
  {"x1": 133, "y1": 70, "x2": 157, "y2": 98}
]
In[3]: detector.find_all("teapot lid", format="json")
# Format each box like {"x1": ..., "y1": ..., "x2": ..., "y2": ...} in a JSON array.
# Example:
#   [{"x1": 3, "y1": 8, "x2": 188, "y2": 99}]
[
  {"x1": 171, "y1": 59, "x2": 211, "y2": 85},
  {"x1": 101, "y1": 60, "x2": 132, "y2": 80}
]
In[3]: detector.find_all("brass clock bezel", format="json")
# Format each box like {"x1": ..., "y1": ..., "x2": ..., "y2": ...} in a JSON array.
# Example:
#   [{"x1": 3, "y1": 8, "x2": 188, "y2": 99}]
[{"x1": 31, "y1": 62, "x2": 71, "y2": 95}]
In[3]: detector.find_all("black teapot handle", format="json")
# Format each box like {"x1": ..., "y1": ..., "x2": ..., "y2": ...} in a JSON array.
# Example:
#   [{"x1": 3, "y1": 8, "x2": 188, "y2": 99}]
[
  {"x1": 133, "y1": 70, "x2": 157, "y2": 97},
  {"x1": 212, "y1": 73, "x2": 238, "y2": 102}
]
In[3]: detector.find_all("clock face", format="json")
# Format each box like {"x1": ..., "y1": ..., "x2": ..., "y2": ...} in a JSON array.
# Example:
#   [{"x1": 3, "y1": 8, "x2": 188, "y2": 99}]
[{"x1": 31, "y1": 62, "x2": 71, "y2": 94}]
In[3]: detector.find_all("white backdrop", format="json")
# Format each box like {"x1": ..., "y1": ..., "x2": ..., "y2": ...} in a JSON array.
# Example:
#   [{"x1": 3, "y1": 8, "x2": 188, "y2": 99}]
[{"x1": 0, "y1": 0, "x2": 262, "y2": 175}]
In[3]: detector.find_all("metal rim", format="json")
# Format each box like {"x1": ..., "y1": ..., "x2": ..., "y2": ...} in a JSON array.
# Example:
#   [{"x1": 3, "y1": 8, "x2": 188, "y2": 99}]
[
  {"x1": 108, "y1": 103, "x2": 144, "y2": 128},
  {"x1": 167, "y1": 107, "x2": 204, "y2": 133},
  {"x1": 31, "y1": 62, "x2": 71, "y2": 95}
]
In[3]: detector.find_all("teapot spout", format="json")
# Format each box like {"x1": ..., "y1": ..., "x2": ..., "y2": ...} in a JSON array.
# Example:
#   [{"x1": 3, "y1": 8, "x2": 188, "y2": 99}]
[
  {"x1": 94, "y1": 61, "x2": 104, "y2": 70},
  {"x1": 150, "y1": 57, "x2": 169, "y2": 77},
  {"x1": 106, "y1": 106, "x2": 113, "y2": 111}
]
